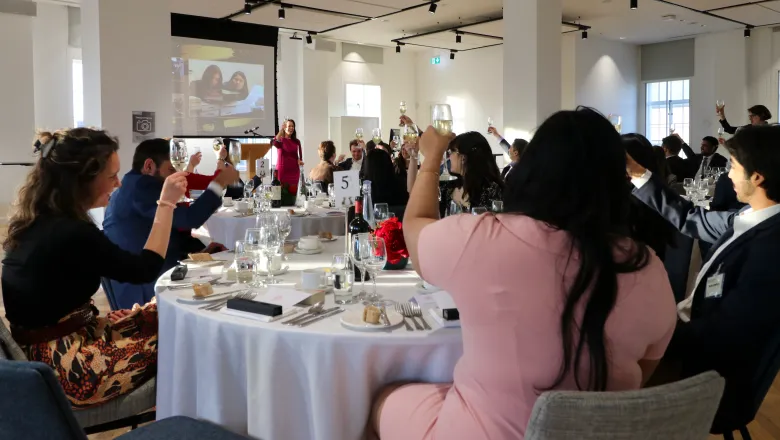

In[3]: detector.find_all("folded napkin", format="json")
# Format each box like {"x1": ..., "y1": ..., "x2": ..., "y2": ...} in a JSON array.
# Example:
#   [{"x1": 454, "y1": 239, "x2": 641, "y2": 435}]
[{"x1": 221, "y1": 307, "x2": 305, "y2": 323}]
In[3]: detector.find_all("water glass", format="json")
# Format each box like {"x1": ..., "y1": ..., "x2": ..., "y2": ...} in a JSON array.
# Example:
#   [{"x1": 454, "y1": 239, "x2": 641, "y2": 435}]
[
  {"x1": 472, "y1": 207, "x2": 488, "y2": 215},
  {"x1": 260, "y1": 224, "x2": 283, "y2": 285},
  {"x1": 491, "y1": 201, "x2": 504, "y2": 213},
  {"x1": 331, "y1": 253, "x2": 354, "y2": 305},
  {"x1": 234, "y1": 241, "x2": 256, "y2": 285},
  {"x1": 374, "y1": 203, "x2": 389, "y2": 223},
  {"x1": 244, "y1": 228, "x2": 264, "y2": 287},
  {"x1": 360, "y1": 237, "x2": 387, "y2": 302},
  {"x1": 447, "y1": 201, "x2": 463, "y2": 216}
]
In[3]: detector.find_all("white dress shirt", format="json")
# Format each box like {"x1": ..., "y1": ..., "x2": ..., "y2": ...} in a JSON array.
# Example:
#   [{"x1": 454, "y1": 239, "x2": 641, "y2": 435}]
[
  {"x1": 351, "y1": 158, "x2": 362, "y2": 171},
  {"x1": 632, "y1": 170, "x2": 780, "y2": 320}
]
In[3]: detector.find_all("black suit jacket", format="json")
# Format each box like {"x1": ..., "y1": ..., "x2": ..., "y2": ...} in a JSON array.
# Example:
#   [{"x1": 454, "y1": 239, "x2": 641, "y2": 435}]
[
  {"x1": 337, "y1": 158, "x2": 353, "y2": 170},
  {"x1": 633, "y1": 177, "x2": 780, "y2": 428},
  {"x1": 681, "y1": 142, "x2": 728, "y2": 176},
  {"x1": 666, "y1": 155, "x2": 689, "y2": 180},
  {"x1": 710, "y1": 173, "x2": 747, "y2": 212}
]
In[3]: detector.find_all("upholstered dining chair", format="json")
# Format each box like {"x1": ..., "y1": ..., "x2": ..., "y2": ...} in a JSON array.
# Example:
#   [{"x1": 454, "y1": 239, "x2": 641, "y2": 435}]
[
  {"x1": 0, "y1": 319, "x2": 156, "y2": 434},
  {"x1": 525, "y1": 371, "x2": 725, "y2": 440},
  {"x1": 0, "y1": 360, "x2": 248, "y2": 440}
]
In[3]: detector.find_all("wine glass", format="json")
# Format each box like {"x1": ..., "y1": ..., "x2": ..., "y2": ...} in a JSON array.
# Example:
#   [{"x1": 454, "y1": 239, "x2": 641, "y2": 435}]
[
  {"x1": 372, "y1": 128, "x2": 382, "y2": 144},
  {"x1": 487, "y1": 116, "x2": 494, "y2": 131},
  {"x1": 432, "y1": 104, "x2": 453, "y2": 136},
  {"x1": 683, "y1": 178, "x2": 695, "y2": 199},
  {"x1": 374, "y1": 203, "x2": 389, "y2": 224},
  {"x1": 349, "y1": 233, "x2": 369, "y2": 300},
  {"x1": 669, "y1": 124, "x2": 676, "y2": 135},
  {"x1": 716, "y1": 100, "x2": 725, "y2": 111},
  {"x1": 169, "y1": 139, "x2": 189, "y2": 172},
  {"x1": 491, "y1": 200, "x2": 504, "y2": 213},
  {"x1": 717, "y1": 127, "x2": 725, "y2": 138},
  {"x1": 472, "y1": 207, "x2": 488, "y2": 215},
  {"x1": 259, "y1": 223, "x2": 283, "y2": 285},
  {"x1": 355, "y1": 128, "x2": 364, "y2": 141},
  {"x1": 447, "y1": 200, "x2": 463, "y2": 216},
  {"x1": 243, "y1": 228, "x2": 265, "y2": 287},
  {"x1": 243, "y1": 180, "x2": 255, "y2": 200},
  {"x1": 392, "y1": 135, "x2": 401, "y2": 152},
  {"x1": 403, "y1": 124, "x2": 419, "y2": 144},
  {"x1": 360, "y1": 237, "x2": 387, "y2": 302},
  {"x1": 399, "y1": 101, "x2": 407, "y2": 116},
  {"x1": 229, "y1": 140, "x2": 242, "y2": 166},
  {"x1": 327, "y1": 183, "x2": 335, "y2": 206},
  {"x1": 608, "y1": 114, "x2": 622, "y2": 133},
  {"x1": 213, "y1": 137, "x2": 224, "y2": 152},
  {"x1": 275, "y1": 211, "x2": 292, "y2": 259}
]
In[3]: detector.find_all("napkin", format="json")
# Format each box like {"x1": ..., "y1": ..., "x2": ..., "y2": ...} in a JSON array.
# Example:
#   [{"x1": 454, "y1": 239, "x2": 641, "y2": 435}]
[
  {"x1": 427, "y1": 308, "x2": 461, "y2": 328},
  {"x1": 222, "y1": 306, "x2": 305, "y2": 323},
  {"x1": 431, "y1": 291, "x2": 457, "y2": 310}
]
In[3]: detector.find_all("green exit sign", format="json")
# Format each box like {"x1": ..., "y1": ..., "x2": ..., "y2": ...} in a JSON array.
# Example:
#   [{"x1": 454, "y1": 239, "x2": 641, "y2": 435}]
[{"x1": 430, "y1": 56, "x2": 441, "y2": 65}]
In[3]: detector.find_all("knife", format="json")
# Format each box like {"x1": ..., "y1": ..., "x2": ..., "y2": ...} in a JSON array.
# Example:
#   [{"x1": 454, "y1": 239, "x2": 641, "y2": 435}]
[{"x1": 296, "y1": 308, "x2": 344, "y2": 327}]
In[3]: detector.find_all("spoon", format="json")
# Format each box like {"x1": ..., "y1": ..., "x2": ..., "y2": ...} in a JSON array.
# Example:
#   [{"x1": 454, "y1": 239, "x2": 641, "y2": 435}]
[{"x1": 282, "y1": 301, "x2": 325, "y2": 325}]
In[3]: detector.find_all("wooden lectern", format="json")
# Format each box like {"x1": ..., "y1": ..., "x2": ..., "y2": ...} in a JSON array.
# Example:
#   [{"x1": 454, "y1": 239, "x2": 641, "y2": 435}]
[{"x1": 241, "y1": 142, "x2": 272, "y2": 179}]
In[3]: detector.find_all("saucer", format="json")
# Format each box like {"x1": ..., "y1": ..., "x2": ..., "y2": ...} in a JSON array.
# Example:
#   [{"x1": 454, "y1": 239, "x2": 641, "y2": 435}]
[
  {"x1": 294, "y1": 246, "x2": 324, "y2": 255},
  {"x1": 341, "y1": 309, "x2": 404, "y2": 331},
  {"x1": 256, "y1": 265, "x2": 290, "y2": 276}
]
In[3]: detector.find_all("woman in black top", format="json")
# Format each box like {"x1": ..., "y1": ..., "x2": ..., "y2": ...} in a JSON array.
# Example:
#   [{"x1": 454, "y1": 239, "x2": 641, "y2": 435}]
[
  {"x1": 718, "y1": 104, "x2": 771, "y2": 134},
  {"x1": 441, "y1": 132, "x2": 504, "y2": 214},
  {"x1": 360, "y1": 148, "x2": 409, "y2": 206},
  {"x1": 1, "y1": 128, "x2": 186, "y2": 407}
]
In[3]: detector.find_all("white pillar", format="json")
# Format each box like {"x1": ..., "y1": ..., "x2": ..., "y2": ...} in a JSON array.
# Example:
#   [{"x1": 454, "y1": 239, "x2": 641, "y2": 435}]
[
  {"x1": 81, "y1": 0, "x2": 173, "y2": 177},
  {"x1": 0, "y1": 10, "x2": 36, "y2": 216},
  {"x1": 33, "y1": 3, "x2": 73, "y2": 131},
  {"x1": 503, "y1": 0, "x2": 562, "y2": 141}
]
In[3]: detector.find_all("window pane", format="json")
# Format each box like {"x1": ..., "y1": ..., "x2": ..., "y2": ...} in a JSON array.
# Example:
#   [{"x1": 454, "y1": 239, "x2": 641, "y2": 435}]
[
  {"x1": 72, "y1": 60, "x2": 84, "y2": 127},
  {"x1": 670, "y1": 80, "x2": 684, "y2": 101},
  {"x1": 346, "y1": 84, "x2": 364, "y2": 117},
  {"x1": 364, "y1": 85, "x2": 381, "y2": 118}
]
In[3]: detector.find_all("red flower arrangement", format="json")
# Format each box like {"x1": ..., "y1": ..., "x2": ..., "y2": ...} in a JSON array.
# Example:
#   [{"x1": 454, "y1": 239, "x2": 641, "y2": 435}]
[{"x1": 372, "y1": 217, "x2": 409, "y2": 265}]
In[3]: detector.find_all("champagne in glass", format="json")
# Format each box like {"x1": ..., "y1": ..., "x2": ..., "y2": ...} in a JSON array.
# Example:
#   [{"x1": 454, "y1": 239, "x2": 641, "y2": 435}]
[
  {"x1": 355, "y1": 128, "x2": 364, "y2": 141},
  {"x1": 716, "y1": 100, "x2": 725, "y2": 112},
  {"x1": 212, "y1": 137, "x2": 224, "y2": 152},
  {"x1": 229, "y1": 140, "x2": 242, "y2": 165},
  {"x1": 432, "y1": 104, "x2": 453, "y2": 136},
  {"x1": 392, "y1": 135, "x2": 401, "y2": 151},
  {"x1": 169, "y1": 138, "x2": 188, "y2": 172},
  {"x1": 403, "y1": 125, "x2": 418, "y2": 143},
  {"x1": 487, "y1": 116, "x2": 494, "y2": 130},
  {"x1": 372, "y1": 128, "x2": 382, "y2": 144},
  {"x1": 399, "y1": 101, "x2": 407, "y2": 115},
  {"x1": 717, "y1": 127, "x2": 725, "y2": 138}
]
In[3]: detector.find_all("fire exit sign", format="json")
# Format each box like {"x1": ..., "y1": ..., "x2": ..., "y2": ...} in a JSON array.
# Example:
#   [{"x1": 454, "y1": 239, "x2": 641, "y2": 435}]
[{"x1": 430, "y1": 56, "x2": 441, "y2": 65}]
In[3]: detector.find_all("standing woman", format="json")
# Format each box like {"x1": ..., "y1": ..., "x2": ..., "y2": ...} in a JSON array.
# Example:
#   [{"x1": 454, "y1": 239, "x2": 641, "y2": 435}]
[{"x1": 272, "y1": 119, "x2": 304, "y2": 188}]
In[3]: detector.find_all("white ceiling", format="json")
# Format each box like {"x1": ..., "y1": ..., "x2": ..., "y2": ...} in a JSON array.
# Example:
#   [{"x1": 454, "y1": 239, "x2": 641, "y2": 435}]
[{"x1": 56, "y1": 0, "x2": 780, "y2": 48}]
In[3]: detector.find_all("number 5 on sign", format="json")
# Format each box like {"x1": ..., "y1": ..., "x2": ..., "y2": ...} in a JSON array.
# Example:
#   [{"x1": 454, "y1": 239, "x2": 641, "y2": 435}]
[{"x1": 333, "y1": 170, "x2": 360, "y2": 208}]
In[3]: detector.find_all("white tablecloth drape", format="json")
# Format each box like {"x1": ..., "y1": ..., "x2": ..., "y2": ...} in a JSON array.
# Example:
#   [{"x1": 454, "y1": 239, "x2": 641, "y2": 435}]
[
  {"x1": 156, "y1": 238, "x2": 463, "y2": 440},
  {"x1": 198, "y1": 207, "x2": 346, "y2": 250}
]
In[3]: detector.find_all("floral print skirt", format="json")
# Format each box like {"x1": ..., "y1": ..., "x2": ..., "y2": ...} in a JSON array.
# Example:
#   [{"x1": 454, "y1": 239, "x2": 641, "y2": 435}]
[{"x1": 24, "y1": 302, "x2": 158, "y2": 408}]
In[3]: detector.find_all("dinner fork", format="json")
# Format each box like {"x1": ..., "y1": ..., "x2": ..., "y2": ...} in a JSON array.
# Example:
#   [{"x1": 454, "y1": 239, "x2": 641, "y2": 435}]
[
  {"x1": 394, "y1": 303, "x2": 413, "y2": 331},
  {"x1": 411, "y1": 302, "x2": 432, "y2": 330},
  {"x1": 401, "y1": 303, "x2": 423, "y2": 331}
]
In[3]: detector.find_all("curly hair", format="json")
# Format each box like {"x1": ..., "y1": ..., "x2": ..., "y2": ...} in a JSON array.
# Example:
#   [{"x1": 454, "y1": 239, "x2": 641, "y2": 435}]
[
  {"x1": 318, "y1": 140, "x2": 336, "y2": 162},
  {"x1": 3, "y1": 128, "x2": 119, "y2": 251}
]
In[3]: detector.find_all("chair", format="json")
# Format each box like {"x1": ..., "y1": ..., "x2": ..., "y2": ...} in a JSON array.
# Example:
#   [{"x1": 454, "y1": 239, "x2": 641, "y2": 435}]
[
  {"x1": 525, "y1": 371, "x2": 725, "y2": 440},
  {"x1": 714, "y1": 328, "x2": 780, "y2": 440},
  {"x1": 0, "y1": 318, "x2": 156, "y2": 434},
  {"x1": 0, "y1": 360, "x2": 247, "y2": 440},
  {"x1": 101, "y1": 277, "x2": 120, "y2": 311}
]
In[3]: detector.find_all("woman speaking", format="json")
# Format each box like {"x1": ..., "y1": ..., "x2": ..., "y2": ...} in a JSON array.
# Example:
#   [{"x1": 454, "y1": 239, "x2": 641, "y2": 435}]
[{"x1": 272, "y1": 118, "x2": 304, "y2": 188}]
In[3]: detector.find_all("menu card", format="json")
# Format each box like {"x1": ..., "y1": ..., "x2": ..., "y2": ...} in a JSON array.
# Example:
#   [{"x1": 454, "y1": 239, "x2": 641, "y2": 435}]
[{"x1": 221, "y1": 287, "x2": 312, "y2": 323}]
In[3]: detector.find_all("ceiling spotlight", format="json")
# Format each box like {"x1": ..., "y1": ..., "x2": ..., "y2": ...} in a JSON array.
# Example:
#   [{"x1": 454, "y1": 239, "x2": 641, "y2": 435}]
[
  {"x1": 289, "y1": 32, "x2": 302, "y2": 40},
  {"x1": 456, "y1": 33, "x2": 462, "y2": 43},
  {"x1": 745, "y1": 27, "x2": 751, "y2": 38},
  {"x1": 450, "y1": 50, "x2": 455, "y2": 60},
  {"x1": 630, "y1": 0, "x2": 637, "y2": 9},
  {"x1": 244, "y1": 3, "x2": 252, "y2": 14},
  {"x1": 396, "y1": 44, "x2": 401, "y2": 53},
  {"x1": 306, "y1": 33, "x2": 313, "y2": 44},
  {"x1": 582, "y1": 30, "x2": 588, "y2": 39},
  {"x1": 429, "y1": 2, "x2": 437, "y2": 14},
  {"x1": 278, "y1": 7, "x2": 285, "y2": 19}
]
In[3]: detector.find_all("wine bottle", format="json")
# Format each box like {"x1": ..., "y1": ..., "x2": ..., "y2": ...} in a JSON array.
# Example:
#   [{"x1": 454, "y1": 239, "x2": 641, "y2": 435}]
[
  {"x1": 271, "y1": 170, "x2": 282, "y2": 208},
  {"x1": 348, "y1": 196, "x2": 372, "y2": 281}
]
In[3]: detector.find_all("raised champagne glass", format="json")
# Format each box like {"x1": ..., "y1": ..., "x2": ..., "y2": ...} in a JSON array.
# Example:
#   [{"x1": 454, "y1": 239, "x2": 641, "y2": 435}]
[
  {"x1": 372, "y1": 128, "x2": 382, "y2": 144},
  {"x1": 169, "y1": 138, "x2": 189, "y2": 172},
  {"x1": 355, "y1": 128, "x2": 364, "y2": 141}
]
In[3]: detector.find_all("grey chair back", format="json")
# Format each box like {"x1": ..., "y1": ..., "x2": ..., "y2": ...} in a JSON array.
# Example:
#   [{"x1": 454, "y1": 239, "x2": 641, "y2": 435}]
[
  {"x1": 0, "y1": 319, "x2": 26, "y2": 361},
  {"x1": 0, "y1": 360, "x2": 87, "y2": 440},
  {"x1": 525, "y1": 371, "x2": 724, "y2": 440}
]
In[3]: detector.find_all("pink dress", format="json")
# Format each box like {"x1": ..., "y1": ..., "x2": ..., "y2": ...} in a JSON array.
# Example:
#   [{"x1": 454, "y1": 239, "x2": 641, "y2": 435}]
[
  {"x1": 272, "y1": 137, "x2": 302, "y2": 186},
  {"x1": 379, "y1": 214, "x2": 677, "y2": 440}
]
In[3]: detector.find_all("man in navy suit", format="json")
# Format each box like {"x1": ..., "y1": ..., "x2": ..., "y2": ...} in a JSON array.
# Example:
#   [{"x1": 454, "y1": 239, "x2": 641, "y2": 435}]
[
  {"x1": 627, "y1": 125, "x2": 780, "y2": 431},
  {"x1": 103, "y1": 139, "x2": 238, "y2": 308}
]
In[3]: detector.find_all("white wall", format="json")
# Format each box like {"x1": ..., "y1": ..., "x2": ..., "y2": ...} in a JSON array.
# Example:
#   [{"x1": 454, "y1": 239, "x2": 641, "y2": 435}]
[{"x1": 33, "y1": 3, "x2": 72, "y2": 131}]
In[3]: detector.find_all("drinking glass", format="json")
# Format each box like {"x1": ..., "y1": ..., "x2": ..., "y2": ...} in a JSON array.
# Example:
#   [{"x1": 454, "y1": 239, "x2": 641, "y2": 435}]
[
  {"x1": 432, "y1": 104, "x2": 453, "y2": 136},
  {"x1": 313, "y1": 182, "x2": 324, "y2": 199},
  {"x1": 491, "y1": 200, "x2": 504, "y2": 213},
  {"x1": 448, "y1": 200, "x2": 463, "y2": 216},
  {"x1": 328, "y1": 183, "x2": 335, "y2": 206},
  {"x1": 392, "y1": 135, "x2": 401, "y2": 152},
  {"x1": 169, "y1": 139, "x2": 189, "y2": 172},
  {"x1": 717, "y1": 127, "x2": 725, "y2": 138},
  {"x1": 372, "y1": 128, "x2": 382, "y2": 144},
  {"x1": 331, "y1": 253, "x2": 354, "y2": 305},
  {"x1": 243, "y1": 229, "x2": 264, "y2": 287},
  {"x1": 275, "y1": 211, "x2": 292, "y2": 259},
  {"x1": 472, "y1": 207, "x2": 488, "y2": 215},
  {"x1": 670, "y1": 124, "x2": 676, "y2": 135},
  {"x1": 243, "y1": 180, "x2": 255, "y2": 200},
  {"x1": 259, "y1": 224, "x2": 283, "y2": 285},
  {"x1": 355, "y1": 128, "x2": 364, "y2": 141},
  {"x1": 229, "y1": 140, "x2": 242, "y2": 166},
  {"x1": 234, "y1": 241, "x2": 256, "y2": 285},
  {"x1": 716, "y1": 100, "x2": 725, "y2": 110},
  {"x1": 440, "y1": 150, "x2": 456, "y2": 182},
  {"x1": 349, "y1": 233, "x2": 369, "y2": 300},
  {"x1": 399, "y1": 101, "x2": 407, "y2": 116},
  {"x1": 374, "y1": 203, "x2": 389, "y2": 224},
  {"x1": 387, "y1": 211, "x2": 395, "y2": 219},
  {"x1": 683, "y1": 178, "x2": 695, "y2": 199},
  {"x1": 213, "y1": 137, "x2": 224, "y2": 152},
  {"x1": 403, "y1": 124, "x2": 419, "y2": 144},
  {"x1": 608, "y1": 114, "x2": 622, "y2": 133},
  {"x1": 360, "y1": 237, "x2": 387, "y2": 302},
  {"x1": 487, "y1": 116, "x2": 494, "y2": 131}
]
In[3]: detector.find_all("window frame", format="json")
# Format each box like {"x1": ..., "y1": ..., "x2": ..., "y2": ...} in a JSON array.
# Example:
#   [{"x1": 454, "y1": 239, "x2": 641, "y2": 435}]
[{"x1": 644, "y1": 78, "x2": 691, "y2": 147}]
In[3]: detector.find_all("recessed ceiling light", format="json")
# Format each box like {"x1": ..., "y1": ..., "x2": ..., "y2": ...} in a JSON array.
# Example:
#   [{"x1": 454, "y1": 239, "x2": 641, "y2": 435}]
[{"x1": 619, "y1": 36, "x2": 626, "y2": 39}]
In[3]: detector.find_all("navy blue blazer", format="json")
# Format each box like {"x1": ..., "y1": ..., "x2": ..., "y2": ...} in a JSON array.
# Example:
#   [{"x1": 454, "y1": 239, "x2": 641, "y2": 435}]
[
  {"x1": 633, "y1": 176, "x2": 780, "y2": 426},
  {"x1": 103, "y1": 171, "x2": 222, "y2": 308},
  {"x1": 710, "y1": 173, "x2": 747, "y2": 212}
]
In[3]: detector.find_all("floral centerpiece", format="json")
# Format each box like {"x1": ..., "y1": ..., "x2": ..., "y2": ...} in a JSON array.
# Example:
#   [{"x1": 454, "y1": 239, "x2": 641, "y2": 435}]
[
  {"x1": 372, "y1": 217, "x2": 409, "y2": 270},
  {"x1": 281, "y1": 183, "x2": 297, "y2": 206}
]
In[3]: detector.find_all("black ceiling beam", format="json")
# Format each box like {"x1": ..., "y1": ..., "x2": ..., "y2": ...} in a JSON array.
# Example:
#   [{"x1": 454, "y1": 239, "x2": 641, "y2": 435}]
[
  {"x1": 705, "y1": 1, "x2": 777, "y2": 12},
  {"x1": 223, "y1": 0, "x2": 372, "y2": 22},
  {"x1": 223, "y1": 0, "x2": 276, "y2": 21},
  {"x1": 392, "y1": 16, "x2": 503, "y2": 43},
  {"x1": 318, "y1": 1, "x2": 440, "y2": 34},
  {"x1": 459, "y1": 42, "x2": 503, "y2": 52},
  {"x1": 561, "y1": 20, "x2": 591, "y2": 31},
  {"x1": 651, "y1": 0, "x2": 753, "y2": 27},
  {"x1": 453, "y1": 30, "x2": 503, "y2": 41},
  {"x1": 396, "y1": 41, "x2": 502, "y2": 53}
]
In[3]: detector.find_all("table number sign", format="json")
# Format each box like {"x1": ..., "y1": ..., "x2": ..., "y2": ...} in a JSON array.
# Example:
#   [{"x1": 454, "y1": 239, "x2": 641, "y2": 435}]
[{"x1": 333, "y1": 170, "x2": 360, "y2": 209}]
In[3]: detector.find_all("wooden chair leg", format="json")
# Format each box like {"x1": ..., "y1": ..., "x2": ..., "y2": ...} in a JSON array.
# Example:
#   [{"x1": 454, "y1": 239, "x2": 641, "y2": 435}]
[{"x1": 739, "y1": 426, "x2": 752, "y2": 440}]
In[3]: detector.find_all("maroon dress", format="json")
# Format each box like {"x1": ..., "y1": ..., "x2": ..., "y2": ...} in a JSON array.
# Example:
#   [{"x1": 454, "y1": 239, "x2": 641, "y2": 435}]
[{"x1": 272, "y1": 137, "x2": 302, "y2": 186}]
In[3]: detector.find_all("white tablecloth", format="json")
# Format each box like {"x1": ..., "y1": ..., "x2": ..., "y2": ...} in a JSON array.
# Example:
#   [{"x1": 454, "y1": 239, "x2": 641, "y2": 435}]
[
  {"x1": 198, "y1": 207, "x2": 347, "y2": 250},
  {"x1": 155, "y1": 238, "x2": 463, "y2": 440}
]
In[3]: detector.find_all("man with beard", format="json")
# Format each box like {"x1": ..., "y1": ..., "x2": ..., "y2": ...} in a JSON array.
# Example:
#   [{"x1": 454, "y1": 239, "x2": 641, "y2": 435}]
[{"x1": 103, "y1": 138, "x2": 237, "y2": 308}]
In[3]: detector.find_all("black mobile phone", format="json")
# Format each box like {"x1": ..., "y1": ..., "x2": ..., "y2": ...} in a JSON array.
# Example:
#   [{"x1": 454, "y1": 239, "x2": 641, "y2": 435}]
[{"x1": 170, "y1": 265, "x2": 188, "y2": 281}]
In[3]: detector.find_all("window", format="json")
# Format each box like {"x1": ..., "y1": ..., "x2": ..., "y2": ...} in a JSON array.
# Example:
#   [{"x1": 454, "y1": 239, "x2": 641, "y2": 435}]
[
  {"x1": 72, "y1": 59, "x2": 84, "y2": 128},
  {"x1": 645, "y1": 79, "x2": 690, "y2": 147},
  {"x1": 445, "y1": 96, "x2": 466, "y2": 135},
  {"x1": 346, "y1": 84, "x2": 381, "y2": 118}
]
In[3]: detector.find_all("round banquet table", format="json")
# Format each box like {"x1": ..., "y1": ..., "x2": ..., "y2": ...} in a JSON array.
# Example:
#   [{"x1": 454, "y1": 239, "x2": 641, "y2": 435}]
[
  {"x1": 197, "y1": 206, "x2": 347, "y2": 250},
  {"x1": 155, "y1": 237, "x2": 463, "y2": 440}
]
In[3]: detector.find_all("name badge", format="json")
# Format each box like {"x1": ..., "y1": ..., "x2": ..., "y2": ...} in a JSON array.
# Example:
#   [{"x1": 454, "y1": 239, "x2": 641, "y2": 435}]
[{"x1": 705, "y1": 273, "x2": 724, "y2": 299}]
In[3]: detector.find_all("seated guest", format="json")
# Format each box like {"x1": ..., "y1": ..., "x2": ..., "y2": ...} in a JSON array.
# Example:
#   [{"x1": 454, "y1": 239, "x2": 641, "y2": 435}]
[
  {"x1": 501, "y1": 138, "x2": 528, "y2": 180},
  {"x1": 393, "y1": 141, "x2": 420, "y2": 196},
  {"x1": 661, "y1": 135, "x2": 689, "y2": 180},
  {"x1": 627, "y1": 125, "x2": 780, "y2": 431},
  {"x1": 360, "y1": 148, "x2": 408, "y2": 206},
  {"x1": 103, "y1": 139, "x2": 238, "y2": 308},
  {"x1": 336, "y1": 139, "x2": 364, "y2": 171},
  {"x1": 308, "y1": 141, "x2": 338, "y2": 187},
  {"x1": 718, "y1": 103, "x2": 771, "y2": 135},
  {"x1": 1, "y1": 129, "x2": 187, "y2": 407},
  {"x1": 679, "y1": 135, "x2": 728, "y2": 179},
  {"x1": 372, "y1": 108, "x2": 677, "y2": 439},
  {"x1": 441, "y1": 132, "x2": 504, "y2": 212},
  {"x1": 375, "y1": 141, "x2": 391, "y2": 154}
]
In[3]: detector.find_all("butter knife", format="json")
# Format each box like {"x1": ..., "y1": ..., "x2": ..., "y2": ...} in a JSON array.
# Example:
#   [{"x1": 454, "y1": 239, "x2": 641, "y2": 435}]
[{"x1": 296, "y1": 308, "x2": 344, "y2": 327}]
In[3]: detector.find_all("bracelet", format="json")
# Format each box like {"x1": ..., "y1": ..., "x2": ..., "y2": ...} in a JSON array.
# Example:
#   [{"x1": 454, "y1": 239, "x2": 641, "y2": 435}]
[{"x1": 156, "y1": 200, "x2": 177, "y2": 209}]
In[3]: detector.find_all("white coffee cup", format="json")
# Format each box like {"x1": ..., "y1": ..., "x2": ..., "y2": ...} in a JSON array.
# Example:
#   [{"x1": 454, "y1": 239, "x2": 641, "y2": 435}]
[
  {"x1": 222, "y1": 196, "x2": 234, "y2": 207},
  {"x1": 301, "y1": 269, "x2": 324, "y2": 290},
  {"x1": 303, "y1": 200, "x2": 312, "y2": 212},
  {"x1": 259, "y1": 254, "x2": 282, "y2": 272},
  {"x1": 298, "y1": 236, "x2": 320, "y2": 250},
  {"x1": 236, "y1": 200, "x2": 250, "y2": 213}
]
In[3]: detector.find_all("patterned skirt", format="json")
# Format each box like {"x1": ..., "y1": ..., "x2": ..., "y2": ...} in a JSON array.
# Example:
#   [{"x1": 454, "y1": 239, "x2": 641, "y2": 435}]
[{"x1": 24, "y1": 302, "x2": 158, "y2": 408}]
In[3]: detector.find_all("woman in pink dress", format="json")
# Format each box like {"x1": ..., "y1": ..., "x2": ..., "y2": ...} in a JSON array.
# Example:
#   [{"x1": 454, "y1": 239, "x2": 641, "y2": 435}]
[
  {"x1": 272, "y1": 119, "x2": 304, "y2": 187},
  {"x1": 371, "y1": 108, "x2": 678, "y2": 440}
]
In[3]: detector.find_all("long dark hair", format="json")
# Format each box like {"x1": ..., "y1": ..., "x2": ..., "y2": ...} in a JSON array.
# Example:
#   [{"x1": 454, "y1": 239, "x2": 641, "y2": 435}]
[
  {"x1": 360, "y1": 148, "x2": 405, "y2": 205},
  {"x1": 504, "y1": 107, "x2": 650, "y2": 391},
  {"x1": 448, "y1": 132, "x2": 504, "y2": 206},
  {"x1": 623, "y1": 133, "x2": 670, "y2": 182},
  {"x1": 201, "y1": 65, "x2": 222, "y2": 90},
  {"x1": 224, "y1": 71, "x2": 249, "y2": 99},
  {"x1": 4, "y1": 128, "x2": 119, "y2": 251},
  {"x1": 277, "y1": 118, "x2": 298, "y2": 141}
]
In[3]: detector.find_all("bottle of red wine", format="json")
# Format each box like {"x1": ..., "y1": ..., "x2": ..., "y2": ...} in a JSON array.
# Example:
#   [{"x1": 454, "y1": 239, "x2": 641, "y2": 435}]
[
  {"x1": 271, "y1": 170, "x2": 282, "y2": 208},
  {"x1": 348, "y1": 196, "x2": 372, "y2": 281}
]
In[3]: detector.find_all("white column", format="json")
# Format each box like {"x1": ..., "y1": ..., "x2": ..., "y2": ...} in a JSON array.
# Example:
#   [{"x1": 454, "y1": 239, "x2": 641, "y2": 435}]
[
  {"x1": 503, "y1": 0, "x2": 562, "y2": 141},
  {"x1": 0, "y1": 10, "x2": 36, "y2": 216},
  {"x1": 81, "y1": 0, "x2": 173, "y2": 177},
  {"x1": 33, "y1": 3, "x2": 72, "y2": 130}
]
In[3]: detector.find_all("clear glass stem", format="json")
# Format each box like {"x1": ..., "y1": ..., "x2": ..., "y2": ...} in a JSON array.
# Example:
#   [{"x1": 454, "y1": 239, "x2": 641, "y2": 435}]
[
  {"x1": 371, "y1": 271, "x2": 379, "y2": 299},
  {"x1": 266, "y1": 253, "x2": 275, "y2": 284},
  {"x1": 360, "y1": 266, "x2": 367, "y2": 293}
]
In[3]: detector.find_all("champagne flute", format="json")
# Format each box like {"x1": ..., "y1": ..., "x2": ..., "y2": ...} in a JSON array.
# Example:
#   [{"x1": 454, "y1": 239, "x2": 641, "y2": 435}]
[
  {"x1": 403, "y1": 124, "x2": 419, "y2": 144},
  {"x1": 229, "y1": 140, "x2": 242, "y2": 166},
  {"x1": 360, "y1": 237, "x2": 387, "y2": 302},
  {"x1": 169, "y1": 138, "x2": 189, "y2": 172},
  {"x1": 399, "y1": 101, "x2": 407, "y2": 116},
  {"x1": 355, "y1": 128, "x2": 364, "y2": 141},
  {"x1": 372, "y1": 128, "x2": 382, "y2": 144},
  {"x1": 213, "y1": 137, "x2": 224, "y2": 152},
  {"x1": 432, "y1": 104, "x2": 453, "y2": 136}
]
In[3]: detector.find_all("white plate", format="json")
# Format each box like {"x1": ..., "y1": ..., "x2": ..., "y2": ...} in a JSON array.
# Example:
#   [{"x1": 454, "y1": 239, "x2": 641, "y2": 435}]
[
  {"x1": 162, "y1": 274, "x2": 221, "y2": 288},
  {"x1": 175, "y1": 290, "x2": 238, "y2": 305},
  {"x1": 319, "y1": 236, "x2": 338, "y2": 242},
  {"x1": 415, "y1": 282, "x2": 440, "y2": 293},
  {"x1": 294, "y1": 246, "x2": 323, "y2": 255},
  {"x1": 180, "y1": 260, "x2": 226, "y2": 267},
  {"x1": 256, "y1": 265, "x2": 290, "y2": 276},
  {"x1": 340, "y1": 309, "x2": 404, "y2": 331}
]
